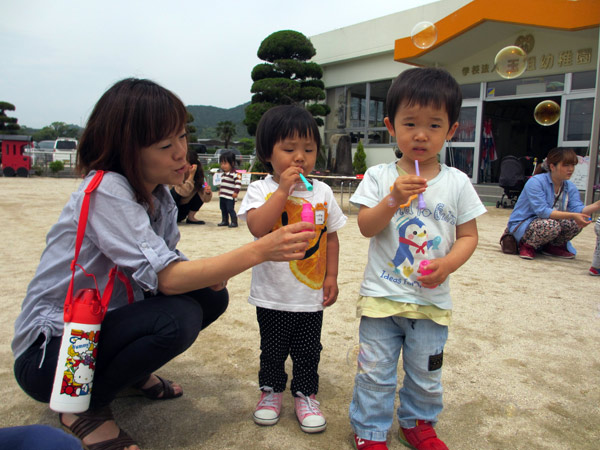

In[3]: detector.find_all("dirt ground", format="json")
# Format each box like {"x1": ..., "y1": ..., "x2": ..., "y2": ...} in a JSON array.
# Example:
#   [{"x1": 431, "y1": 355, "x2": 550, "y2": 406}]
[{"x1": 1, "y1": 176, "x2": 599, "y2": 450}]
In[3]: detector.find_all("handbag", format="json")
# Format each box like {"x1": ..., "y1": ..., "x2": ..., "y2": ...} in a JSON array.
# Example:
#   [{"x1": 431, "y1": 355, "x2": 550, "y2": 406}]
[{"x1": 499, "y1": 219, "x2": 528, "y2": 254}]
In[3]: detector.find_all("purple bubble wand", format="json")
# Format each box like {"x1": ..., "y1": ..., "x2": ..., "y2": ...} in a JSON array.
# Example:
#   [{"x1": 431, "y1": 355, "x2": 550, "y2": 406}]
[{"x1": 415, "y1": 160, "x2": 426, "y2": 210}]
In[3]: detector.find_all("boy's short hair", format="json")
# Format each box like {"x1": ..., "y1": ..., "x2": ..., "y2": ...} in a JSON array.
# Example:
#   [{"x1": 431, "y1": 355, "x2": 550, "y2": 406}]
[
  {"x1": 255, "y1": 105, "x2": 321, "y2": 174},
  {"x1": 386, "y1": 67, "x2": 462, "y2": 129}
]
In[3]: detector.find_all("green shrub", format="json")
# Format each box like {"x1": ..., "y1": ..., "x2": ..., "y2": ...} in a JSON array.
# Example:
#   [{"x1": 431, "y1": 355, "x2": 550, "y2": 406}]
[
  {"x1": 353, "y1": 141, "x2": 367, "y2": 175},
  {"x1": 49, "y1": 160, "x2": 64, "y2": 174}
]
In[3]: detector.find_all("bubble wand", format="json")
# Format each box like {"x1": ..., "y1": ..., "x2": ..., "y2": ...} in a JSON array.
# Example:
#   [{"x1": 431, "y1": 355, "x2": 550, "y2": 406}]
[
  {"x1": 414, "y1": 160, "x2": 426, "y2": 210},
  {"x1": 299, "y1": 173, "x2": 313, "y2": 191}
]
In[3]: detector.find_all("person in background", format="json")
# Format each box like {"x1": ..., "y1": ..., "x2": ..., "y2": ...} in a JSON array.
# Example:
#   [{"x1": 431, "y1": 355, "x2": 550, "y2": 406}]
[
  {"x1": 506, "y1": 147, "x2": 600, "y2": 260},
  {"x1": 170, "y1": 148, "x2": 212, "y2": 225},
  {"x1": 217, "y1": 151, "x2": 241, "y2": 228}
]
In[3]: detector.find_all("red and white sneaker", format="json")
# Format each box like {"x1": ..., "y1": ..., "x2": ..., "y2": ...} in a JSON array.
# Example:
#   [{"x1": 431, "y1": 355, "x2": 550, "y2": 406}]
[
  {"x1": 541, "y1": 244, "x2": 575, "y2": 259},
  {"x1": 294, "y1": 392, "x2": 326, "y2": 433},
  {"x1": 589, "y1": 267, "x2": 600, "y2": 276},
  {"x1": 398, "y1": 420, "x2": 448, "y2": 450},
  {"x1": 353, "y1": 434, "x2": 389, "y2": 449},
  {"x1": 253, "y1": 387, "x2": 283, "y2": 426}
]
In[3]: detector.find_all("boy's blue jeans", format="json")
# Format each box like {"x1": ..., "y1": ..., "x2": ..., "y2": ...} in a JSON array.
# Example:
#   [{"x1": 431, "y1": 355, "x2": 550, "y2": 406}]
[{"x1": 349, "y1": 316, "x2": 448, "y2": 442}]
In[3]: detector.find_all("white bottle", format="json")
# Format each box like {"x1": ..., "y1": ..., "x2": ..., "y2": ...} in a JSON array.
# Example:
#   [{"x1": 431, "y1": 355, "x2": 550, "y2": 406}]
[{"x1": 49, "y1": 289, "x2": 103, "y2": 413}]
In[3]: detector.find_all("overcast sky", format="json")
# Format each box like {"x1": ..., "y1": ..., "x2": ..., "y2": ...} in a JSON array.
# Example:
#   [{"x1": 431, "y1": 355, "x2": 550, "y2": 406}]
[{"x1": 2, "y1": 0, "x2": 436, "y2": 129}]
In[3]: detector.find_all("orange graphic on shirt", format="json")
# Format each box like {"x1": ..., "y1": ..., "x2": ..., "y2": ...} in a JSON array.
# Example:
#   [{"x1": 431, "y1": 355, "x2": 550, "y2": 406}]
[{"x1": 267, "y1": 194, "x2": 328, "y2": 289}]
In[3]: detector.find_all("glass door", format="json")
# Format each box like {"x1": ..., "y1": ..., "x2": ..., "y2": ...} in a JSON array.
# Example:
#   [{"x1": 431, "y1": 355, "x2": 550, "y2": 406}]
[{"x1": 443, "y1": 99, "x2": 481, "y2": 183}]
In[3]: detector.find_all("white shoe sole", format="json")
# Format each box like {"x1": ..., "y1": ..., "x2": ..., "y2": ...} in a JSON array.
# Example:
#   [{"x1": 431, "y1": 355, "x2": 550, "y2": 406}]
[
  {"x1": 253, "y1": 414, "x2": 280, "y2": 426},
  {"x1": 299, "y1": 421, "x2": 327, "y2": 433}
]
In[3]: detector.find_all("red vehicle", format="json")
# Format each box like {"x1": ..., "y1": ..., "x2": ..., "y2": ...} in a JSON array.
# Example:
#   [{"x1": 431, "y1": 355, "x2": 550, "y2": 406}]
[{"x1": 1, "y1": 135, "x2": 33, "y2": 177}]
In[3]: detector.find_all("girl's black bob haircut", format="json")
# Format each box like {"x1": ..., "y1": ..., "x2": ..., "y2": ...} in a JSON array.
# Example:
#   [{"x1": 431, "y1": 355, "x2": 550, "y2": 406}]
[
  {"x1": 219, "y1": 150, "x2": 237, "y2": 169},
  {"x1": 255, "y1": 105, "x2": 321, "y2": 173},
  {"x1": 386, "y1": 67, "x2": 462, "y2": 130}
]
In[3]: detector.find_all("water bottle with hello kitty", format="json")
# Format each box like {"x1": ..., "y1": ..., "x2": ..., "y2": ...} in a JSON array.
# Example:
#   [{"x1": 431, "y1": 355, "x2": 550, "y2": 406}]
[{"x1": 49, "y1": 289, "x2": 103, "y2": 413}]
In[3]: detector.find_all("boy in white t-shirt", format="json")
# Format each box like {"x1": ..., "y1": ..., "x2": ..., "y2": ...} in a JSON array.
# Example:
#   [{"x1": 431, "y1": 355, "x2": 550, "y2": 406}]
[
  {"x1": 238, "y1": 105, "x2": 346, "y2": 434},
  {"x1": 349, "y1": 68, "x2": 486, "y2": 450}
]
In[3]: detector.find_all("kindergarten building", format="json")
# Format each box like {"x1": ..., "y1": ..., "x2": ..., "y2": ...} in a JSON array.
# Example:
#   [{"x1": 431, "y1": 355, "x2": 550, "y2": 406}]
[{"x1": 310, "y1": 0, "x2": 600, "y2": 201}]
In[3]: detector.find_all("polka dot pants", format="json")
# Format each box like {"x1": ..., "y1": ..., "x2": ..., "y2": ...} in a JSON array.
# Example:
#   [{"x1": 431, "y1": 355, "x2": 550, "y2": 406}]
[{"x1": 256, "y1": 307, "x2": 323, "y2": 397}]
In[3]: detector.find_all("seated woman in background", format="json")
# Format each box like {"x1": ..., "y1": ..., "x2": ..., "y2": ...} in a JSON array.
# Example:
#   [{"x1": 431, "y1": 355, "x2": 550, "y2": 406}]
[
  {"x1": 171, "y1": 148, "x2": 213, "y2": 224},
  {"x1": 506, "y1": 147, "x2": 600, "y2": 260}
]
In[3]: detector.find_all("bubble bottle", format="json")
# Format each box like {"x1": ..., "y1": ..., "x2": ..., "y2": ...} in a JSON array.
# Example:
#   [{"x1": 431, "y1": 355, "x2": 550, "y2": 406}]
[{"x1": 301, "y1": 202, "x2": 314, "y2": 231}]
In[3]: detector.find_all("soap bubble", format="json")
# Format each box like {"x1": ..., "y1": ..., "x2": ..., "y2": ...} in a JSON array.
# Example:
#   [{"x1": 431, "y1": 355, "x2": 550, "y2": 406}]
[
  {"x1": 411, "y1": 21, "x2": 438, "y2": 49},
  {"x1": 494, "y1": 46, "x2": 527, "y2": 79},
  {"x1": 533, "y1": 100, "x2": 560, "y2": 126},
  {"x1": 346, "y1": 343, "x2": 377, "y2": 374}
]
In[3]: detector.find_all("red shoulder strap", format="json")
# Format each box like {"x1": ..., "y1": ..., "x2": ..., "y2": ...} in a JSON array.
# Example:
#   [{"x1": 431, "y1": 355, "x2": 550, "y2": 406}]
[{"x1": 64, "y1": 171, "x2": 133, "y2": 322}]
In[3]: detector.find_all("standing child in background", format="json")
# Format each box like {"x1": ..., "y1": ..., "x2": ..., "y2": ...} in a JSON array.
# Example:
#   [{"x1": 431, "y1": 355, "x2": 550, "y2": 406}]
[
  {"x1": 217, "y1": 150, "x2": 241, "y2": 228},
  {"x1": 238, "y1": 105, "x2": 347, "y2": 434},
  {"x1": 591, "y1": 217, "x2": 600, "y2": 276},
  {"x1": 348, "y1": 68, "x2": 487, "y2": 450}
]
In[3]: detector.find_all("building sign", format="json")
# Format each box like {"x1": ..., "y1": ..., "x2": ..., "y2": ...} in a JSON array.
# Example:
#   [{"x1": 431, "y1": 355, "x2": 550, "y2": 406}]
[
  {"x1": 462, "y1": 48, "x2": 592, "y2": 77},
  {"x1": 461, "y1": 34, "x2": 592, "y2": 77}
]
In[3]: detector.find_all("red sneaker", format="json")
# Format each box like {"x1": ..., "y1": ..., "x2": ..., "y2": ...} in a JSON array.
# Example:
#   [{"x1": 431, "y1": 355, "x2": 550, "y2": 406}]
[
  {"x1": 518, "y1": 243, "x2": 536, "y2": 260},
  {"x1": 353, "y1": 434, "x2": 388, "y2": 450},
  {"x1": 589, "y1": 267, "x2": 600, "y2": 276},
  {"x1": 541, "y1": 244, "x2": 575, "y2": 259},
  {"x1": 398, "y1": 420, "x2": 448, "y2": 450}
]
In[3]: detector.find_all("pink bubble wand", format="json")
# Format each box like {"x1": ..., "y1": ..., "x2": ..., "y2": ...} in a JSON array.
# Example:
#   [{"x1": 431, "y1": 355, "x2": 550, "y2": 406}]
[{"x1": 415, "y1": 160, "x2": 426, "y2": 210}]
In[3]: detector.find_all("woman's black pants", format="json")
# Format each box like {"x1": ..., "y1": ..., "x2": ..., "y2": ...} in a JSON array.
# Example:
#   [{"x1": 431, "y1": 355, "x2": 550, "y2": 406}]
[{"x1": 14, "y1": 288, "x2": 228, "y2": 409}]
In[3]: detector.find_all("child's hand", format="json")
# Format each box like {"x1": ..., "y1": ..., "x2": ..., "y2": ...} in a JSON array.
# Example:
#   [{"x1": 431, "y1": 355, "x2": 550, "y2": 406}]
[
  {"x1": 232, "y1": 192, "x2": 238, "y2": 199},
  {"x1": 277, "y1": 166, "x2": 303, "y2": 195},
  {"x1": 189, "y1": 164, "x2": 197, "y2": 175},
  {"x1": 416, "y1": 258, "x2": 450, "y2": 288},
  {"x1": 390, "y1": 175, "x2": 427, "y2": 207},
  {"x1": 322, "y1": 275, "x2": 338, "y2": 307}
]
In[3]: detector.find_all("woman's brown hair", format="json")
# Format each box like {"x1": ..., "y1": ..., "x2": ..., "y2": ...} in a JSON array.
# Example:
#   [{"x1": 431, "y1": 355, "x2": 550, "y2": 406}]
[
  {"x1": 533, "y1": 147, "x2": 578, "y2": 175},
  {"x1": 77, "y1": 78, "x2": 187, "y2": 209}
]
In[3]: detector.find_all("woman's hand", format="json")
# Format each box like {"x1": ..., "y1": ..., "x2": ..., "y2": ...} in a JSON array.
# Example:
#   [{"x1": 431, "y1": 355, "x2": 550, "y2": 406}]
[
  {"x1": 572, "y1": 212, "x2": 593, "y2": 227},
  {"x1": 254, "y1": 221, "x2": 316, "y2": 262}
]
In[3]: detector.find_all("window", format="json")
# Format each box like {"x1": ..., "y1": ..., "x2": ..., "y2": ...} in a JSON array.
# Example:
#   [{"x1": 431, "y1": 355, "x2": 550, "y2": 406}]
[
  {"x1": 460, "y1": 83, "x2": 480, "y2": 99},
  {"x1": 486, "y1": 74, "x2": 565, "y2": 97},
  {"x1": 325, "y1": 80, "x2": 392, "y2": 146},
  {"x1": 451, "y1": 107, "x2": 477, "y2": 142},
  {"x1": 564, "y1": 97, "x2": 594, "y2": 141},
  {"x1": 571, "y1": 70, "x2": 596, "y2": 90}
]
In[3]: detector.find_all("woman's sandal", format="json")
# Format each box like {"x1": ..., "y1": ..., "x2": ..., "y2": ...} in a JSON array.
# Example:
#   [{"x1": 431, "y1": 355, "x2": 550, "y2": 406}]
[
  {"x1": 134, "y1": 374, "x2": 183, "y2": 400},
  {"x1": 60, "y1": 405, "x2": 137, "y2": 450}
]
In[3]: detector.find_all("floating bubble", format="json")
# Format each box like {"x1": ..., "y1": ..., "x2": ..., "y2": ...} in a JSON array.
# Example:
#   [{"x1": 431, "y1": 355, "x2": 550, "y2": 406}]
[
  {"x1": 533, "y1": 100, "x2": 560, "y2": 126},
  {"x1": 494, "y1": 46, "x2": 527, "y2": 79},
  {"x1": 346, "y1": 343, "x2": 377, "y2": 374},
  {"x1": 411, "y1": 21, "x2": 438, "y2": 49}
]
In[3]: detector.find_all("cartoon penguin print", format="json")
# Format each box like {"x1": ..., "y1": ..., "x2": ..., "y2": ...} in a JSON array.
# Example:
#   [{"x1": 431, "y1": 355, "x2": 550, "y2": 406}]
[{"x1": 391, "y1": 217, "x2": 429, "y2": 278}]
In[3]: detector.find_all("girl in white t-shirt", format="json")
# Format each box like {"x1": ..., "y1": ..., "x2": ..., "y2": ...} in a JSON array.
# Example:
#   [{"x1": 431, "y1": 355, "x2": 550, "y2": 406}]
[{"x1": 238, "y1": 105, "x2": 346, "y2": 434}]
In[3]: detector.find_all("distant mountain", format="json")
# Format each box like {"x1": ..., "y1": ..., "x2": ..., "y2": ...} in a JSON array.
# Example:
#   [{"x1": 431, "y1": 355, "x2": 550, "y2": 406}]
[{"x1": 186, "y1": 102, "x2": 251, "y2": 139}]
